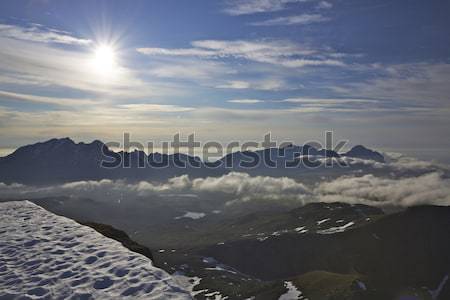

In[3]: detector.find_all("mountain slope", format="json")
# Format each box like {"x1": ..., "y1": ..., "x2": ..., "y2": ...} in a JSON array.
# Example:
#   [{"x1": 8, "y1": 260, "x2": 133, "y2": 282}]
[
  {"x1": 81, "y1": 222, "x2": 154, "y2": 261},
  {"x1": 0, "y1": 201, "x2": 191, "y2": 299},
  {"x1": 196, "y1": 205, "x2": 450, "y2": 299},
  {"x1": 343, "y1": 145, "x2": 385, "y2": 163}
]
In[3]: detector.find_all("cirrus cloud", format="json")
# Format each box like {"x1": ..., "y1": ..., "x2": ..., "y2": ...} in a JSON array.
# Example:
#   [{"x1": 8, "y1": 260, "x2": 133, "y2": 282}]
[
  {"x1": 251, "y1": 14, "x2": 329, "y2": 26},
  {"x1": 0, "y1": 23, "x2": 91, "y2": 45},
  {"x1": 223, "y1": 0, "x2": 308, "y2": 15},
  {"x1": 137, "y1": 39, "x2": 345, "y2": 69}
]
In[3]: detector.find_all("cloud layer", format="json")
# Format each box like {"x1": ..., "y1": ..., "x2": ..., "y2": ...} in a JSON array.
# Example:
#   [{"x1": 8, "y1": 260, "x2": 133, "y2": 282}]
[
  {"x1": 0, "y1": 172, "x2": 311, "y2": 204},
  {"x1": 315, "y1": 172, "x2": 450, "y2": 208},
  {"x1": 1, "y1": 156, "x2": 449, "y2": 209}
]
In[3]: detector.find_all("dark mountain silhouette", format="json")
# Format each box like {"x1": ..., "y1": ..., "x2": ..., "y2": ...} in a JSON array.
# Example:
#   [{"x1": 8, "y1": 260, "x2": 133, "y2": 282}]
[
  {"x1": 343, "y1": 145, "x2": 385, "y2": 163},
  {"x1": 0, "y1": 138, "x2": 217, "y2": 184},
  {"x1": 0, "y1": 138, "x2": 112, "y2": 184},
  {"x1": 218, "y1": 144, "x2": 340, "y2": 169},
  {"x1": 0, "y1": 138, "x2": 385, "y2": 184}
]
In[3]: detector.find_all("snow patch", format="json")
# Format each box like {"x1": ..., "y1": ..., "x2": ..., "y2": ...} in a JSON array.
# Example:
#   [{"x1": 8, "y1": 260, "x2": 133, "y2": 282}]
[
  {"x1": 0, "y1": 201, "x2": 190, "y2": 299},
  {"x1": 356, "y1": 280, "x2": 367, "y2": 291},
  {"x1": 317, "y1": 221, "x2": 355, "y2": 234},
  {"x1": 430, "y1": 274, "x2": 449, "y2": 300},
  {"x1": 205, "y1": 265, "x2": 237, "y2": 275},
  {"x1": 203, "y1": 257, "x2": 238, "y2": 275},
  {"x1": 204, "y1": 291, "x2": 229, "y2": 299},
  {"x1": 175, "y1": 211, "x2": 206, "y2": 220},
  {"x1": 172, "y1": 272, "x2": 206, "y2": 296},
  {"x1": 279, "y1": 281, "x2": 305, "y2": 300},
  {"x1": 317, "y1": 218, "x2": 331, "y2": 225},
  {"x1": 173, "y1": 271, "x2": 230, "y2": 299},
  {"x1": 202, "y1": 257, "x2": 218, "y2": 264}
]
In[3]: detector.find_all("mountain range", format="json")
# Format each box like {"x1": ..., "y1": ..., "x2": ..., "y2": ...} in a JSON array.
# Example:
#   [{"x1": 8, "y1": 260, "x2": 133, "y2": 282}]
[{"x1": 0, "y1": 137, "x2": 385, "y2": 184}]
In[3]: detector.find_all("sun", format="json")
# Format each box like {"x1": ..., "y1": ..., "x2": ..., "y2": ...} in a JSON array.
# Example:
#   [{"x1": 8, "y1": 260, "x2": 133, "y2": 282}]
[{"x1": 92, "y1": 44, "x2": 117, "y2": 74}]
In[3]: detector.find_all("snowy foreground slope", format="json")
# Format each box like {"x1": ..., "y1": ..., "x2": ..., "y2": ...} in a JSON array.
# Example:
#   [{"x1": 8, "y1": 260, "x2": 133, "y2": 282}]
[{"x1": 0, "y1": 201, "x2": 191, "y2": 299}]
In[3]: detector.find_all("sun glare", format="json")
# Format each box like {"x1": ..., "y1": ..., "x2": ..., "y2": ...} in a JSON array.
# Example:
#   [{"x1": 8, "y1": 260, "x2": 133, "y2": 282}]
[{"x1": 92, "y1": 44, "x2": 117, "y2": 74}]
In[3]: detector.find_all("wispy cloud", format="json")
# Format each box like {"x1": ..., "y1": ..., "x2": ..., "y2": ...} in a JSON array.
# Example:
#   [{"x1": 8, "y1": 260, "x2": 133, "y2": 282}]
[
  {"x1": 317, "y1": 1, "x2": 332, "y2": 9},
  {"x1": 281, "y1": 98, "x2": 379, "y2": 104},
  {"x1": 227, "y1": 99, "x2": 264, "y2": 104},
  {"x1": 137, "y1": 39, "x2": 345, "y2": 69},
  {"x1": 227, "y1": 97, "x2": 380, "y2": 107},
  {"x1": 0, "y1": 90, "x2": 439, "y2": 150},
  {"x1": 216, "y1": 81, "x2": 251, "y2": 89},
  {"x1": 333, "y1": 63, "x2": 450, "y2": 108},
  {"x1": 0, "y1": 104, "x2": 193, "y2": 143},
  {"x1": 117, "y1": 104, "x2": 195, "y2": 113},
  {"x1": 0, "y1": 90, "x2": 96, "y2": 107},
  {"x1": 0, "y1": 32, "x2": 162, "y2": 99},
  {"x1": 223, "y1": 0, "x2": 307, "y2": 15},
  {"x1": 142, "y1": 58, "x2": 292, "y2": 92},
  {"x1": 0, "y1": 23, "x2": 91, "y2": 45},
  {"x1": 216, "y1": 79, "x2": 289, "y2": 91},
  {"x1": 138, "y1": 39, "x2": 315, "y2": 58},
  {"x1": 251, "y1": 14, "x2": 329, "y2": 26},
  {"x1": 146, "y1": 59, "x2": 235, "y2": 81},
  {"x1": 225, "y1": 96, "x2": 434, "y2": 113}
]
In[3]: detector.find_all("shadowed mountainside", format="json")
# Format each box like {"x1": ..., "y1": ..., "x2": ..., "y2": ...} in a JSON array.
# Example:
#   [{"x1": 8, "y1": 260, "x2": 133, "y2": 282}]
[
  {"x1": 80, "y1": 222, "x2": 154, "y2": 261},
  {"x1": 0, "y1": 137, "x2": 385, "y2": 184},
  {"x1": 196, "y1": 205, "x2": 450, "y2": 299}
]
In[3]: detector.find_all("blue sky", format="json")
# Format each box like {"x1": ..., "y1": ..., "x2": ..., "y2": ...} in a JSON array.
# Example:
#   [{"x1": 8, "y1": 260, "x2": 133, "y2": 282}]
[{"x1": 0, "y1": 0, "x2": 449, "y2": 156}]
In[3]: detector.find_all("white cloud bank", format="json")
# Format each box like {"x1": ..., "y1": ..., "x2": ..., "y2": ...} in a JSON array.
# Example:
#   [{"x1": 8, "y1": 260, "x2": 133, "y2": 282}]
[
  {"x1": 0, "y1": 172, "x2": 311, "y2": 204},
  {"x1": 192, "y1": 172, "x2": 311, "y2": 201},
  {"x1": 0, "y1": 155, "x2": 449, "y2": 208},
  {"x1": 315, "y1": 172, "x2": 450, "y2": 208},
  {"x1": 0, "y1": 143, "x2": 448, "y2": 208}
]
